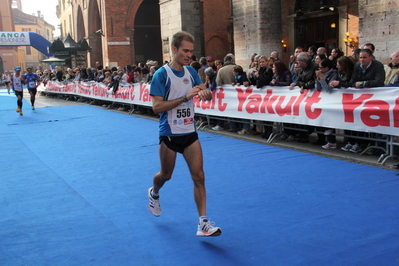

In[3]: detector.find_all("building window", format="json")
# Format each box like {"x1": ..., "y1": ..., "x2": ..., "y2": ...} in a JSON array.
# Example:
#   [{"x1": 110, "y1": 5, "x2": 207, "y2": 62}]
[{"x1": 26, "y1": 46, "x2": 31, "y2": 55}]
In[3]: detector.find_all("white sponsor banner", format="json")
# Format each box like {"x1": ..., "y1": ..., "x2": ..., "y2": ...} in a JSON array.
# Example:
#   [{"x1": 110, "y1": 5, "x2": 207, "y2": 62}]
[
  {"x1": 0, "y1": 32, "x2": 31, "y2": 46},
  {"x1": 42, "y1": 81, "x2": 153, "y2": 107},
  {"x1": 41, "y1": 81, "x2": 399, "y2": 136}
]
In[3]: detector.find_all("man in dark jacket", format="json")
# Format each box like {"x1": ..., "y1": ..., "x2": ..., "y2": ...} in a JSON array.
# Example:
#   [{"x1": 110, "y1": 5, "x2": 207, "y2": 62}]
[
  {"x1": 295, "y1": 52, "x2": 319, "y2": 94},
  {"x1": 349, "y1": 49, "x2": 385, "y2": 88}
]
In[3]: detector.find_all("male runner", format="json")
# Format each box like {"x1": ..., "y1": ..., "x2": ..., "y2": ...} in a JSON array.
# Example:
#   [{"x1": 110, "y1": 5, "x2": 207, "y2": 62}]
[
  {"x1": 11, "y1": 67, "x2": 25, "y2": 116},
  {"x1": 3, "y1": 71, "x2": 11, "y2": 94},
  {"x1": 148, "y1": 31, "x2": 222, "y2": 237},
  {"x1": 24, "y1": 66, "x2": 40, "y2": 110}
]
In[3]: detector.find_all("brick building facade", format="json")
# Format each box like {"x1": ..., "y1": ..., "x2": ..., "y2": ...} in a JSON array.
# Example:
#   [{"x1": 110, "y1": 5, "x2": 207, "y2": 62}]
[
  {"x1": 0, "y1": 0, "x2": 18, "y2": 72},
  {"x1": 65, "y1": 0, "x2": 232, "y2": 68},
  {"x1": 59, "y1": 0, "x2": 397, "y2": 69}
]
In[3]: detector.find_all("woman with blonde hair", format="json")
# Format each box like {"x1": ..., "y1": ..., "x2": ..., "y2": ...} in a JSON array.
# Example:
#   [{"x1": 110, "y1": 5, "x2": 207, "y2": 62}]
[{"x1": 255, "y1": 55, "x2": 273, "y2": 88}]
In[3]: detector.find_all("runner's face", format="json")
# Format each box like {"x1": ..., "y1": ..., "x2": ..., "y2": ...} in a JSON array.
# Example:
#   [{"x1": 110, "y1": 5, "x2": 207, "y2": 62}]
[{"x1": 172, "y1": 40, "x2": 194, "y2": 66}]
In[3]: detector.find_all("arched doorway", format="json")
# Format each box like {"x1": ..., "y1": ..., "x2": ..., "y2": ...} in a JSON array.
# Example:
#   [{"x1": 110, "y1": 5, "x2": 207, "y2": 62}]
[
  {"x1": 133, "y1": 0, "x2": 162, "y2": 64},
  {"x1": 206, "y1": 36, "x2": 229, "y2": 62},
  {"x1": 88, "y1": 0, "x2": 103, "y2": 67},
  {"x1": 294, "y1": 0, "x2": 340, "y2": 53},
  {"x1": 76, "y1": 6, "x2": 85, "y2": 42}
]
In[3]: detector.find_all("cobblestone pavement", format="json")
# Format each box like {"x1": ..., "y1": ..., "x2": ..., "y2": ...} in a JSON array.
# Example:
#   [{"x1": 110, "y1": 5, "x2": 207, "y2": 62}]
[{"x1": 21, "y1": 89, "x2": 399, "y2": 171}]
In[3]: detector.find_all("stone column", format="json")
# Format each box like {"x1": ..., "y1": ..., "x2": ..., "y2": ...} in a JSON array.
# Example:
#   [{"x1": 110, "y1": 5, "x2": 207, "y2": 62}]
[
  {"x1": 359, "y1": 0, "x2": 399, "y2": 63},
  {"x1": 233, "y1": 0, "x2": 282, "y2": 69}
]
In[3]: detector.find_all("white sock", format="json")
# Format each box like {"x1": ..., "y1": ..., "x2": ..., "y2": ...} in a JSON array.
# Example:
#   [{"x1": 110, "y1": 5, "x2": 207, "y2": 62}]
[
  {"x1": 151, "y1": 189, "x2": 159, "y2": 198},
  {"x1": 199, "y1": 216, "x2": 207, "y2": 222}
]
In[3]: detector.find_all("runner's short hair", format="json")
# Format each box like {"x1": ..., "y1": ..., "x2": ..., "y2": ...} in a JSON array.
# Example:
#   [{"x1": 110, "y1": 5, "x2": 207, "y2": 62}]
[{"x1": 171, "y1": 31, "x2": 195, "y2": 49}]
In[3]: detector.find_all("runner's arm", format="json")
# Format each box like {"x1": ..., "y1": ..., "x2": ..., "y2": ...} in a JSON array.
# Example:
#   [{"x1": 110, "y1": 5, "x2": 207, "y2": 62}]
[{"x1": 152, "y1": 85, "x2": 203, "y2": 114}]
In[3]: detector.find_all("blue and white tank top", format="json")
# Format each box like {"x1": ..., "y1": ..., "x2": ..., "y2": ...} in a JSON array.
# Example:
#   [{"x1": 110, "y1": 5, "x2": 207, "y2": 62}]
[
  {"x1": 25, "y1": 73, "x2": 39, "y2": 89},
  {"x1": 150, "y1": 64, "x2": 202, "y2": 136}
]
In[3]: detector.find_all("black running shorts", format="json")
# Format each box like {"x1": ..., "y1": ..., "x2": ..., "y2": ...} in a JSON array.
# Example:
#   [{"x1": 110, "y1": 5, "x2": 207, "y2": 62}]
[
  {"x1": 28, "y1": 88, "x2": 37, "y2": 94},
  {"x1": 159, "y1": 132, "x2": 198, "y2": 154}
]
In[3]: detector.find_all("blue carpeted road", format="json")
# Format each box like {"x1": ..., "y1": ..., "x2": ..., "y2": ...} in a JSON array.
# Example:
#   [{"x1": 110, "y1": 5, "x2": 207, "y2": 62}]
[{"x1": 0, "y1": 90, "x2": 398, "y2": 265}]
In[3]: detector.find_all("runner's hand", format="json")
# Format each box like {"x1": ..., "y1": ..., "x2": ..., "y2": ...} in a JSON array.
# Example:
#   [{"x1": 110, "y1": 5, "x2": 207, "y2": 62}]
[{"x1": 197, "y1": 88, "x2": 211, "y2": 101}]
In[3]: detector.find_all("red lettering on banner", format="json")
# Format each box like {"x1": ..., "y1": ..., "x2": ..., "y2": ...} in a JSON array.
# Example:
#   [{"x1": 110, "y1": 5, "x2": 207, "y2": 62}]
[
  {"x1": 361, "y1": 100, "x2": 390, "y2": 127},
  {"x1": 238, "y1": 88, "x2": 313, "y2": 117},
  {"x1": 293, "y1": 91, "x2": 307, "y2": 116},
  {"x1": 342, "y1": 93, "x2": 373, "y2": 122},
  {"x1": 246, "y1": 93, "x2": 263, "y2": 113},
  {"x1": 395, "y1": 97, "x2": 399, "y2": 128},
  {"x1": 214, "y1": 89, "x2": 227, "y2": 111},
  {"x1": 114, "y1": 88, "x2": 131, "y2": 100},
  {"x1": 139, "y1": 84, "x2": 150, "y2": 102},
  {"x1": 236, "y1": 88, "x2": 254, "y2": 111},
  {"x1": 78, "y1": 83, "x2": 91, "y2": 95},
  {"x1": 92, "y1": 83, "x2": 108, "y2": 98},
  {"x1": 92, "y1": 83, "x2": 99, "y2": 96},
  {"x1": 275, "y1": 95, "x2": 297, "y2": 116},
  {"x1": 304, "y1": 90, "x2": 322, "y2": 119},
  {"x1": 99, "y1": 85, "x2": 109, "y2": 98},
  {"x1": 66, "y1": 83, "x2": 75, "y2": 93},
  {"x1": 259, "y1": 89, "x2": 278, "y2": 114},
  {"x1": 194, "y1": 88, "x2": 228, "y2": 111}
]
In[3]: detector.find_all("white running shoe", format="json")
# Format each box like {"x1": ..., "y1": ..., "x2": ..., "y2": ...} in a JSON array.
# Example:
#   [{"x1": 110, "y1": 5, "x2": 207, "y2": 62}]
[
  {"x1": 238, "y1": 129, "x2": 249, "y2": 135},
  {"x1": 196, "y1": 219, "x2": 222, "y2": 237},
  {"x1": 322, "y1": 142, "x2": 337, "y2": 149},
  {"x1": 349, "y1": 143, "x2": 361, "y2": 153},
  {"x1": 212, "y1": 125, "x2": 223, "y2": 131},
  {"x1": 148, "y1": 187, "x2": 161, "y2": 217},
  {"x1": 341, "y1": 142, "x2": 352, "y2": 151}
]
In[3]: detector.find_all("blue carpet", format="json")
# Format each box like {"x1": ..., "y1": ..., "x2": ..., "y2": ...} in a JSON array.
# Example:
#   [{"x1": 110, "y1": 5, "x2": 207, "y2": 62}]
[{"x1": 0, "y1": 92, "x2": 398, "y2": 265}]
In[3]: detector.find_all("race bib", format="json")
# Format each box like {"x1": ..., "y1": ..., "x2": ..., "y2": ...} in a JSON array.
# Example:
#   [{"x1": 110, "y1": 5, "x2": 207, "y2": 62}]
[{"x1": 169, "y1": 103, "x2": 195, "y2": 134}]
